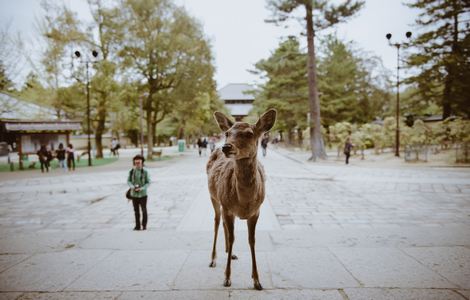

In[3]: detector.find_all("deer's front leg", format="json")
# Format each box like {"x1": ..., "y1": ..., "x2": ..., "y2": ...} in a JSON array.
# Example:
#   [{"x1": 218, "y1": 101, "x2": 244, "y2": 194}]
[
  {"x1": 209, "y1": 203, "x2": 220, "y2": 268},
  {"x1": 248, "y1": 213, "x2": 262, "y2": 290},
  {"x1": 223, "y1": 220, "x2": 238, "y2": 260},
  {"x1": 223, "y1": 212, "x2": 235, "y2": 287}
]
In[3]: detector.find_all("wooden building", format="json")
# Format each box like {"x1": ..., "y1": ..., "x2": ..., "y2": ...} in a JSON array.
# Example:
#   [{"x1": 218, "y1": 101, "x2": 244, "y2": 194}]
[
  {"x1": 218, "y1": 83, "x2": 255, "y2": 121},
  {"x1": 0, "y1": 92, "x2": 81, "y2": 169}
]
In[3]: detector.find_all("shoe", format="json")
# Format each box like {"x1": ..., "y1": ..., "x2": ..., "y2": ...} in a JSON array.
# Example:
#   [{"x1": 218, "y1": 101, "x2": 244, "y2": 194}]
[
  {"x1": 142, "y1": 226, "x2": 146, "y2": 230},
  {"x1": 133, "y1": 227, "x2": 141, "y2": 231}
]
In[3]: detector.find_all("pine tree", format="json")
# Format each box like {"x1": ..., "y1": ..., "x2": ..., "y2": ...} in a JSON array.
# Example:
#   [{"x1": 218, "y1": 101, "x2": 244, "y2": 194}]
[
  {"x1": 406, "y1": 0, "x2": 470, "y2": 118},
  {"x1": 251, "y1": 37, "x2": 308, "y2": 145},
  {"x1": 266, "y1": 0, "x2": 364, "y2": 160},
  {"x1": 318, "y1": 36, "x2": 390, "y2": 126}
]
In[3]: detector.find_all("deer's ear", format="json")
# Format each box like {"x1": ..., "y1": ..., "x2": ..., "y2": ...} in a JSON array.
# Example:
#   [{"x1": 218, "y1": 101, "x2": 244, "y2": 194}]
[
  {"x1": 255, "y1": 109, "x2": 277, "y2": 134},
  {"x1": 214, "y1": 112, "x2": 234, "y2": 132}
]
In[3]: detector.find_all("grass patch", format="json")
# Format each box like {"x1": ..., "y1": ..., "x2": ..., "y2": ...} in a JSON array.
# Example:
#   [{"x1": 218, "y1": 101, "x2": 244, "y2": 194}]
[
  {"x1": 0, "y1": 157, "x2": 118, "y2": 172},
  {"x1": 146, "y1": 155, "x2": 173, "y2": 162}
]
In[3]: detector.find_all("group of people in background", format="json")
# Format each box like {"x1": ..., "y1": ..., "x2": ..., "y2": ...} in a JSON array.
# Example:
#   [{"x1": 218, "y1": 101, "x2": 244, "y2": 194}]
[
  {"x1": 36, "y1": 143, "x2": 75, "y2": 173},
  {"x1": 196, "y1": 135, "x2": 219, "y2": 156}
]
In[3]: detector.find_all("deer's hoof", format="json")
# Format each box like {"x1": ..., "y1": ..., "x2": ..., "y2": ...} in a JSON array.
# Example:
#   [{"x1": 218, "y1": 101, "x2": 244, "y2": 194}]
[
  {"x1": 254, "y1": 282, "x2": 263, "y2": 290},
  {"x1": 224, "y1": 279, "x2": 231, "y2": 287},
  {"x1": 209, "y1": 261, "x2": 216, "y2": 268},
  {"x1": 231, "y1": 254, "x2": 238, "y2": 260}
]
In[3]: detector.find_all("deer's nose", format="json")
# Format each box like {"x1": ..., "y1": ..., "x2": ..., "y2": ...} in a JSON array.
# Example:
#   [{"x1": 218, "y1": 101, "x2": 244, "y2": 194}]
[{"x1": 222, "y1": 144, "x2": 233, "y2": 154}]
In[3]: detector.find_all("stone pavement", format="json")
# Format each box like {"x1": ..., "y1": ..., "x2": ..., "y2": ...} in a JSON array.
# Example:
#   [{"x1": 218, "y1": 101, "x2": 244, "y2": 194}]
[{"x1": 0, "y1": 147, "x2": 469, "y2": 299}]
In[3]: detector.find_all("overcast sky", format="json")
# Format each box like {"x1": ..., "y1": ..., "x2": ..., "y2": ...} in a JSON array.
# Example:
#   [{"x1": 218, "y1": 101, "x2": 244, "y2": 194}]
[{"x1": 1, "y1": 0, "x2": 419, "y2": 90}]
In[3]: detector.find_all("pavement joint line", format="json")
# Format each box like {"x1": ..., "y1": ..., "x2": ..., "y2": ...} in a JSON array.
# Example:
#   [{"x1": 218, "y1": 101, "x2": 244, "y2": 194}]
[
  {"x1": 396, "y1": 246, "x2": 461, "y2": 289},
  {"x1": 338, "y1": 288, "x2": 350, "y2": 300},
  {"x1": 272, "y1": 149, "x2": 337, "y2": 181},
  {"x1": 453, "y1": 289, "x2": 470, "y2": 300},
  {"x1": 62, "y1": 249, "x2": 115, "y2": 292},
  {"x1": 0, "y1": 253, "x2": 34, "y2": 275},
  {"x1": 326, "y1": 247, "x2": 364, "y2": 288},
  {"x1": 169, "y1": 250, "x2": 192, "y2": 290}
]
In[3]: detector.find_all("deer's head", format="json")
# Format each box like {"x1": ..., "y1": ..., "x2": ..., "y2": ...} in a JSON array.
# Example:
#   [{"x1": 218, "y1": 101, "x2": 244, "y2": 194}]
[{"x1": 214, "y1": 109, "x2": 277, "y2": 160}]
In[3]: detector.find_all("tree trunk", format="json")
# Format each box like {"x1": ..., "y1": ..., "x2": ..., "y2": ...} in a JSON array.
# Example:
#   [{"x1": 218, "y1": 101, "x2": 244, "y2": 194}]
[
  {"x1": 443, "y1": 2, "x2": 460, "y2": 119},
  {"x1": 95, "y1": 131, "x2": 103, "y2": 158},
  {"x1": 152, "y1": 121, "x2": 157, "y2": 148},
  {"x1": 297, "y1": 128, "x2": 303, "y2": 147},
  {"x1": 146, "y1": 109, "x2": 153, "y2": 160},
  {"x1": 94, "y1": 103, "x2": 106, "y2": 158},
  {"x1": 287, "y1": 129, "x2": 294, "y2": 145},
  {"x1": 177, "y1": 124, "x2": 185, "y2": 140},
  {"x1": 305, "y1": 3, "x2": 327, "y2": 161}
]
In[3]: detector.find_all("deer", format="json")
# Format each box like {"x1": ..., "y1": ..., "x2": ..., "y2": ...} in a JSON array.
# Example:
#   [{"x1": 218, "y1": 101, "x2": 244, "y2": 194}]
[{"x1": 206, "y1": 109, "x2": 276, "y2": 290}]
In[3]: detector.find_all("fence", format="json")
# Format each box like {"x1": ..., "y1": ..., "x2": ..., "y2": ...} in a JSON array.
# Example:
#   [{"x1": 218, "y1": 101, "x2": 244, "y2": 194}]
[
  {"x1": 404, "y1": 145, "x2": 429, "y2": 162},
  {"x1": 455, "y1": 143, "x2": 469, "y2": 163}
]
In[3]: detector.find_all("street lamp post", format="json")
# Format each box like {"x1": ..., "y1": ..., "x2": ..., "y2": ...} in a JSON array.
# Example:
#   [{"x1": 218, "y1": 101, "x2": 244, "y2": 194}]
[
  {"x1": 386, "y1": 31, "x2": 412, "y2": 157},
  {"x1": 74, "y1": 50, "x2": 99, "y2": 166}
]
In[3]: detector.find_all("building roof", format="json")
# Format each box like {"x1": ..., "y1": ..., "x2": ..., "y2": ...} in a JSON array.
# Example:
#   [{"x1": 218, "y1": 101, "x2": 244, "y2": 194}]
[
  {"x1": 218, "y1": 83, "x2": 255, "y2": 101},
  {"x1": 0, "y1": 92, "x2": 58, "y2": 120},
  {"x1": 225, "y1": 104, "x2": 253, "y2": 116},
  {"x1": 3, "y1": 121, "x2": 81, "y2": 132},
  {"x1": 421, "y1": 115, "x2": 444, "y2": 122}
]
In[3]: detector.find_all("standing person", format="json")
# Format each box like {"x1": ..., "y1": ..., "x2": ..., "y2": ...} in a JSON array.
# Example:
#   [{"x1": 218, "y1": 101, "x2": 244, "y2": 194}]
[
  {"x1": 66, "y1": 143, "x2": 76, "y2": 171},
  {"x1": 202, "y1": 138, "x2": 208, "y2": 156},
  {"x1": 261, "y1": 134, "x2": 269, "y2": 157},
  {"x1": 37, "y1": 145, "x2": 49, "y2": 173},
  {"x1": 127, "y1": 155, "x2": 151, "y2": 231},
  {"x1": 46, "y1": 146, "x2": 53, "y2": 168},
  {"x1": 111, "y1": 138, "x2": 117, "y2": 156},
  {"x1": 56, "y1": 143, "x2": 67, "y2": 171},
  {"x1": 344, "y1": 137, "x2": 354, "y2": 165},
  {"x1": 115, "y1": 141, "x2": 120, "y2": 157},
  {"x1": 197, "y1": 138, "x2": 203, "y2": 156}
]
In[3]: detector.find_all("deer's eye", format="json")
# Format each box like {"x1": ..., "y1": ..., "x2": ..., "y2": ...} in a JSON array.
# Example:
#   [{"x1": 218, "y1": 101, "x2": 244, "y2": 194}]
[{"x1": 240, "y1": 131, "x2": 253, "y2": 138}]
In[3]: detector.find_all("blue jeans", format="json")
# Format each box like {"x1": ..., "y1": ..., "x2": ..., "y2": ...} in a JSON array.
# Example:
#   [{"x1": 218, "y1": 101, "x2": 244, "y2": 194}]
[{"x1": 59, "y1": 159, "x2": 67, "y2": 170}]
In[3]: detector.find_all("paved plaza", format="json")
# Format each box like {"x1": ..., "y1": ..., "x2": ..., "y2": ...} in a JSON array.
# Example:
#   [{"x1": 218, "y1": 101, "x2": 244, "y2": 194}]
[{"x1": 0, "y1": 147, "x2": 469, "y2": 299}]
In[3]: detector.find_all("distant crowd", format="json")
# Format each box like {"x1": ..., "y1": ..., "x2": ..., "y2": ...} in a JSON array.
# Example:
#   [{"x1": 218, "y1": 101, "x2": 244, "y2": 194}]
[{"x1": 36, "y1": 143, "x2": 76, "y2": 173}]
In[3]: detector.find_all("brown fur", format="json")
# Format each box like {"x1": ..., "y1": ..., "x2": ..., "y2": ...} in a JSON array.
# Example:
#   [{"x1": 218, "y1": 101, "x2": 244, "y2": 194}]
[{"x1": 206, "y1": 109, "x2": 276, "y2": 290}]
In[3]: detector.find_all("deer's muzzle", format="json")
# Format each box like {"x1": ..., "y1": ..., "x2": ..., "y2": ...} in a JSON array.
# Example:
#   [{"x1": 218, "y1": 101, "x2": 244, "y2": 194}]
[{"x1": 222, "y1": 143, "x2": 234, "y2": 156}]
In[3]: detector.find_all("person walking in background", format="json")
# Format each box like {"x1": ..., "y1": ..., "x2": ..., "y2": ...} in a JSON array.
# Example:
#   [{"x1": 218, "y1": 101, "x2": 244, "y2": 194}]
[
  {"x1": 202, "y1": 138, "x2": 208, "y2": 156},
  {"x1": 344, "y1": 136, "x2": 354, "y2": 165},
  {"x1": 67, "y1": 143, "x2": 76, "y2": 171},
  {"x1": 37, "y1": 145, "x2": 50, "y2": 173},
  {"x1": 197, "y1": 138, "x2": 203, "y2": 156},
  {"x1": 56, "y1": 143, "x2": 67, "y2": 171},
  {"x1": 261, "y1": 134, "x2": 269, "y2": 157},
  {"x1": 127, "y1": 155, "x2": 151, "y2": 231},
  {"x1": 111, "y1": 138, "x2": 118, "y2": 157}
]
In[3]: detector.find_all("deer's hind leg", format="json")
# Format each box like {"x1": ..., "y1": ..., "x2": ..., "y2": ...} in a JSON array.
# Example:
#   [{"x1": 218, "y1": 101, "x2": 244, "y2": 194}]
[{"x1": 209, "y1": 197, "x2": 221, "y2": 268}]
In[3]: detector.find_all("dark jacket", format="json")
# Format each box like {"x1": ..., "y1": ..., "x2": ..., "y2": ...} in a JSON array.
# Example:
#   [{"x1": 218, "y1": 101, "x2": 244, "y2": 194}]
[
  {"x1": 344, "y1": 142, "x2": 353, "y2": 155},
  {"x1": 56, "y1": 149, "x2": 66, "y2": 160}
]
